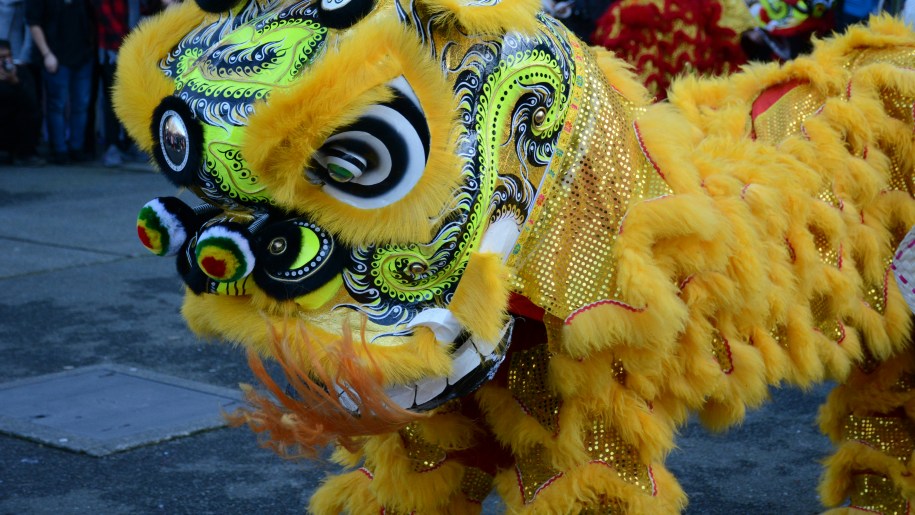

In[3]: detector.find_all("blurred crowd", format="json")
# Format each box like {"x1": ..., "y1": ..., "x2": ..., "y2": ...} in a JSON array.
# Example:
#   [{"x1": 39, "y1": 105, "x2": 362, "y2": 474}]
[
  {"x1": 0, "y1": 0, "x2": 912, "y2": 167},
  {"x1": 551, "y1": 0, "x2": 915, "y2": 99},
  {"x1": 0, "y1": 0, "x2": 177, "y2": 167}
]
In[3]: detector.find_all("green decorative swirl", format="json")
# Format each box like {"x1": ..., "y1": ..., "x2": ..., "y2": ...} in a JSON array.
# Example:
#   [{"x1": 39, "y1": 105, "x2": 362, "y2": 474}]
[{"x1": 364, "y1": 41, "x2": 569, "y2": 309}]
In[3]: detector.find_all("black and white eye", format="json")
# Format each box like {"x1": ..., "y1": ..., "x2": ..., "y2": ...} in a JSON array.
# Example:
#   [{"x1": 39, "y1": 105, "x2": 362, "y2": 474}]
[
  {"x1": 310, "y1": 77, "x2": 431, "y2": 209},
  {"x1": 317, "y1": 0, "x2": 375, "y2": 30}
]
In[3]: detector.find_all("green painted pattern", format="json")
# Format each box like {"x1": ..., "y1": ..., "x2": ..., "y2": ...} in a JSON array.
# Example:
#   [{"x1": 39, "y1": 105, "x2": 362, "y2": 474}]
[
  {"x1": 365, "y1": 44, "x2": 569, "y2": 305},
  {"x1": 170, "y1": 13, "x2": 327, "y2": 206}
]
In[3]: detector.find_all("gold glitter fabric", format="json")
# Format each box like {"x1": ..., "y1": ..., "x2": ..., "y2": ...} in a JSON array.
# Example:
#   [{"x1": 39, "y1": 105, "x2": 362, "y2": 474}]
[
  {"x1": 584, "y1": 416, "x2": 655, "y2": 494},
  {"x1": 892, "y1": 372, "x2": 915, "y2": 393},
  {"x1": 514, "y1": 444, "x2": 563, "y2": 504},
  {"x1": 508, "y1": 46, "x2": 672, "y2": 320},
  {"x1": 849, "y1": 473, "x2": 910, "y2": 515},
  {"x1": 507, "y1": 344, "x2": 562, "y2": 435},
  {"x1": 842, "y1": 414, "x2": 915, "y2": 460},
  {"x1": 709, "y1": 329, "x2": 734, "y2": 374},
  {"x1": 811, "y1": 295, "x2": 845, "y2": 344},
  {"x1": 577, "y1": 497, "x2": 626, "y2": 514},
  {"x1": 399, "y1": 422, "x2": 447, "y2": 473},
  {"x1": 751, "y1": 82, "x2": 823, "y2": 144},
  {"x1": 460, "y1": 467, "x2": 494, "y2": 504}
]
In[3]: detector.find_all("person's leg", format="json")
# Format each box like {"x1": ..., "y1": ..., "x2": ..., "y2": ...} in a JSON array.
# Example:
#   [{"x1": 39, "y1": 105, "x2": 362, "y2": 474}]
[
  {"x1": 0, "y1": 83, "x2": 20, "y2": 159},
  {"x1": 100, "y1": 50, "x2": 124, "y2": 166},
  {"x1": 0, "y1": 2, "x2": 15, "y2": 47},
  {"x1": 43, "y1": 65, "x2": 70, "y2": 161},
  {"x1": 100, "y1": 51, "x2": 120, "y2": 147},
  {"x1": 67, "y1": 59, "x2": 93, "y2": 157}
]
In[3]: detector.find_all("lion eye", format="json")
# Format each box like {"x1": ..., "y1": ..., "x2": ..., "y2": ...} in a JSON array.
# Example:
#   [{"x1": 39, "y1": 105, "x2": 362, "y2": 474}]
[
  {"x1": 317, "y1": 145, "x2": 369, "y2": 183},
  {"x1": 310, "y1": 77, "x2": 430, "y2": 209}
]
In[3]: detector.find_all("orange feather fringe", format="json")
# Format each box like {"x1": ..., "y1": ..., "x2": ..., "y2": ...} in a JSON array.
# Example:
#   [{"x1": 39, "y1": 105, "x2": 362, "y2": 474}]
[{"x1": 226, "y1": 320, "x2": 424, "y2": 458}]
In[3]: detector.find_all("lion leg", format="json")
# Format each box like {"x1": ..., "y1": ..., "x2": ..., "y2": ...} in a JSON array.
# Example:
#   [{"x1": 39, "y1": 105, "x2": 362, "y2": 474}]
[
  {"x1": 477, "y1": 316, "x2": 687, "y2": 514},
  {"x1": 818, "y1": 347, "x2": 915, "y2": 513},
  {"x1": 309, "y1": 402, "x2": 501, "y2": 514}
]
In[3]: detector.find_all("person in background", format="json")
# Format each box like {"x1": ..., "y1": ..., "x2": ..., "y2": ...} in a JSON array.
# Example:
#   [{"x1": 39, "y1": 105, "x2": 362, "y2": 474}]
[
  {"x1": 0, "y1": 0, "x2": 32, "y2": 64},
  {"x1": 0, "y1": 38, "x2": 43, "y2": 166},
  {"x1": 96, "y1": 0, "x2": 129, "y2": 167},
  {"x1": 26, "y1": 0, "x2": 95, "y2": 165}
]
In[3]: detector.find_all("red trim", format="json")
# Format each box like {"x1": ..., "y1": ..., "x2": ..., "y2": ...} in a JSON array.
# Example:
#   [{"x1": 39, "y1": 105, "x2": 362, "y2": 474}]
[
  {"x1": 515, "y1": 465, "x2": 564, "y2": 504},
  {"x1": 508, "y1": 293, "x2": 545, "y2": 321},
  {"x1": 565, "y1": 299, "x2": 646, "y2": 326},
  {"x1": 716, "y1": 333, "x2": 734, "y2": 375},
  {"x1": 751, "y1": 80, "x2": 806, "y2": 122},
  {"x1": 633, "y1": 120, "x2": 666, "y2": 182}
]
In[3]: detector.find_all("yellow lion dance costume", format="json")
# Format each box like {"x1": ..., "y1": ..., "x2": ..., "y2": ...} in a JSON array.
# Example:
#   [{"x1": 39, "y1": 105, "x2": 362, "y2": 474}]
[{"x1": 116, "y1": 0, "x2": 915, "y2": 510}]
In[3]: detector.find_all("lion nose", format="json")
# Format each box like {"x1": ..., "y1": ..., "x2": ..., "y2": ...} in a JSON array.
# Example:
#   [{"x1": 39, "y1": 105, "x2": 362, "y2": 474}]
[{"x1": 193, "y1": 215, "x2": 346, "y2": 301}]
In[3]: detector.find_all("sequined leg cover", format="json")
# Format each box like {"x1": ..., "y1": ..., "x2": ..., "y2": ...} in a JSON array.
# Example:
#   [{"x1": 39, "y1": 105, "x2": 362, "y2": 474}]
[
  {"x1": 819, "y1": 348, "x2": 915, "y2": 514},
  {"x1": 309, "y1": 401, "x2": 498, "y2": 514},
  {"x1": 479, "y1": 317, "x2": 686, "y2": 514}
]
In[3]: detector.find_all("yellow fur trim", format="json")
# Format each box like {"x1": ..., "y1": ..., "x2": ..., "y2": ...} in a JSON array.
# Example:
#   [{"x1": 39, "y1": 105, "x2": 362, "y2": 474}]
[
  {"x1": 417, "y1": 0, "x2": 541, "y2": 36},
  {"x1": 494, "y1": 460, "x2": 685, "y2": 514},
  {"x1": 243, "y1": 17, "x2": 461, "y2": 246},
  {"x1": 590, "y1": 45, "x2": 654, "y2": 106},
  {"x1": 448, "y1": 252, "x2": 510, "y2": 343},
  {"x1": 181, "y1": 292, "x2": 455, "y2": 384},
  {"x1": 308, "y1": 469, "x2": 381, "y2": 514},
  {"x1": 361, "y1": 432, "x2": 467, "y2": 512},
  {"x1": 113, "y1": 2, "x2": 208, "y2": 152}
]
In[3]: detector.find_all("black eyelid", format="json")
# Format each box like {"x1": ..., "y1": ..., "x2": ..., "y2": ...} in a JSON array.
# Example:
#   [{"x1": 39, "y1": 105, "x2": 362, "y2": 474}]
[{"x1": 322, "y1": 138, "x2": 377, "y2": 166}]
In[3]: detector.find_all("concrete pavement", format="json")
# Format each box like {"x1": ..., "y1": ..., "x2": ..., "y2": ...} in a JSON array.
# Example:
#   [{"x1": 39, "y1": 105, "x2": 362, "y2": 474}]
[{"x1": 0, "y1": 160, "x2": 836, "y2": 514}]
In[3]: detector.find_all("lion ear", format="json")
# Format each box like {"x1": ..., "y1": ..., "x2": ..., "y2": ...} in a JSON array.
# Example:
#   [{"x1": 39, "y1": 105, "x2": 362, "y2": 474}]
[{"x1": 417, "y1": 0, "x2": 542, "y2": 35}]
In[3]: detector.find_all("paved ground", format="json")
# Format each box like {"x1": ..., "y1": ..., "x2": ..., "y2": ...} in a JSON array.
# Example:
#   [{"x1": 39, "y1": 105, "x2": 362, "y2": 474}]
[{"x1": 0, "y1": 160, "x2": 838, "y2": 514}]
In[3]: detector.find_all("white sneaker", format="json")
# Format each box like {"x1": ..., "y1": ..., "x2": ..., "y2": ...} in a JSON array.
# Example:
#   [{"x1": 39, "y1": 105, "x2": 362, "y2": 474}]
[{"x1": 103, "y1": 145, "x2": 123, "y2": 167}]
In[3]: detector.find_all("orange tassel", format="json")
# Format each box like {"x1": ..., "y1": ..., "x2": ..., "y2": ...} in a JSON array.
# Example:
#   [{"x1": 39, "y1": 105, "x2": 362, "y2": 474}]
[{"x1": 227, "y1": 318, "x2": 424, "y2": 458}]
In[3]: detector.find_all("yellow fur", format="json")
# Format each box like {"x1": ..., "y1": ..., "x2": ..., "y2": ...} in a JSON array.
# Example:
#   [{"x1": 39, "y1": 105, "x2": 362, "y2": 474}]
[
  {"x1": 417, "y1": 0, "x2": 542, "y2": 35},
  {"x1": 113, "y1": 2, "x2": 209, "y2": 151},
  {"x1": 182, "y1": 291, "x2": 455, "y2": 385},
  {"x1": 448, "y1": 252, "x2": 510, "y2": 343},
  {"x1": 243, "y1": 17, "x2": 462, "y2": 247}
]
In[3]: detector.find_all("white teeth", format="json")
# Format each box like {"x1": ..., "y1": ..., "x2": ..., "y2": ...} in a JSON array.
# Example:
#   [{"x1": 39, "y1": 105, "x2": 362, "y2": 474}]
[
  {"x1": 405, "y1": 308, "x2": 462, "y2": 343},
  {"x1": 414, "y1": 376, "x2": 447, "y2": 405},
  {"x1": 334, "y1": 384, "x2": 360, "y2": 413},
  {"x1": 381, "y1": 318, "x2": 514, "y2": 412},
  {"x1": 471, "y1": 336, "x2": 497, "y2": 356},
  {"x1": 471, "y1": 322, "x2": 512, "y2": 357},
  {"x1": 448, "y1": 341, "x2": 482, "y2": 384},
  {"x1": 385, "y1": 384, "x2": 417, "y2": 409}
]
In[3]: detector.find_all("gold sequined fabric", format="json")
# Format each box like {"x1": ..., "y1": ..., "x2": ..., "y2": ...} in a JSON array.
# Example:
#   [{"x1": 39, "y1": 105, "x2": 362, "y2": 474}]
[
  {"x1": 399, "y1": 422, "x2": 447, "y2": 473},
  {"x1": 507, "y1": 344, "x2": 562, "y2": 434},
  {"x1": 892, "y1": 373, "x2": 915, "y2": 393},
  {"x1": 514, "y1": 444, "x2": 563, "y2": 504},
  {"x1": 584, "y1": 416, "x2": 655, "y2": 494},
  {"x1": 842, "y1": 415, "x2": 915, "y2": 460},
  {"x1": 810, "y1": 295, "x2": 844, "y2": 343},
  {"x1": 709, "y1": 328, "x2": 734, "y2": 374},
  {"x1": 509, "y1": 46, "x2": 672, "y2": 320},
  {"x1": 752, "y1": 82, "x2": 823, "y2": 144},
  {"x1": 577, "y1": 496, "x2": 626, "y2": 514},
  {"x1": 849, "y1": 473, "x2": 910, "y2": 515},
  {"x1": 460, "y1": 467, "x2": 494, "y2": 503}
]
